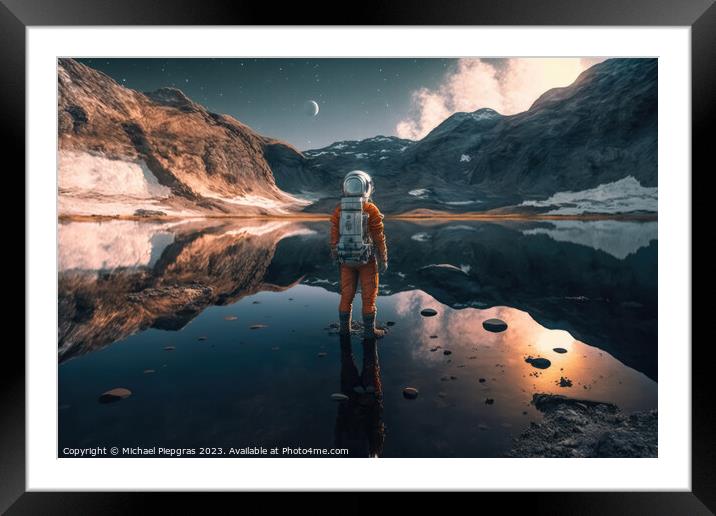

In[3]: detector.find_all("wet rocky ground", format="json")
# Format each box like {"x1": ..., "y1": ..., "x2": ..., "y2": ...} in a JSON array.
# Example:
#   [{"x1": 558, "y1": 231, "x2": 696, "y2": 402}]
[{"x1": 507, "y1": 393, "x2": 657, "y2": 458}]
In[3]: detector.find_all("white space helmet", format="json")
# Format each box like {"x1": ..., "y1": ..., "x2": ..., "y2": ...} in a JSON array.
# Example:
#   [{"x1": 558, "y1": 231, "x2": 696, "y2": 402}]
[{"x1": 342, "y1": 170, "x2": 374, "y2": 198}]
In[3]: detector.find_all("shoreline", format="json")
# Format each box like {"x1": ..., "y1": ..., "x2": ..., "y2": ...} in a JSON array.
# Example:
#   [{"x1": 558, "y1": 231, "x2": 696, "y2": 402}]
[{"x1": 58, "y1": 212, "x2": 658, "y2": 223}]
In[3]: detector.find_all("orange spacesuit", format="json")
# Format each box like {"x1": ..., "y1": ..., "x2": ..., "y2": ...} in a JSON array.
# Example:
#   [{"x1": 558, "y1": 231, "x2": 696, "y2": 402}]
[{"x1": 330, "y1": 198, "x2": 388, "y2": 338}]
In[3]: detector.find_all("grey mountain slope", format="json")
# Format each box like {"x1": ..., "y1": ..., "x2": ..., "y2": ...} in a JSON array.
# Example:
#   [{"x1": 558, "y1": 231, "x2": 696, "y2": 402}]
[{"x1": 269, "y1": 58, "x2": 657, "y2": 214}]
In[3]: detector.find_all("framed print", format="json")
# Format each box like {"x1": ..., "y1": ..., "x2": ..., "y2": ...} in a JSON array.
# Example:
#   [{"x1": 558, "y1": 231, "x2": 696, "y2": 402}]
[{"x1": 6, "y1": 0, "x2": 712, "y2": 511}]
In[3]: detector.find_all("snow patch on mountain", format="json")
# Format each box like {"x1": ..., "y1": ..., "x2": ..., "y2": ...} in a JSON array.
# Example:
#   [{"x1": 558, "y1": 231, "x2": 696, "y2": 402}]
[
  {"x1": 442, "y1": 199, "x2": 482, "y2": 206},
  {"x1": 520, "y1": 177, "x2": 657, "y2": 214},
  {"x1": 59, "y1": 150, "x2": 171, "y2": 199},
  {"x1": 470, "y1": 108, "x2": 500, "y2": 121},
  {"x1": 409, "y1": 188, "x2": 430, "y2": 199},
  {"x1": 206, "y1": 193, "x2": 310, "y2": 214}
]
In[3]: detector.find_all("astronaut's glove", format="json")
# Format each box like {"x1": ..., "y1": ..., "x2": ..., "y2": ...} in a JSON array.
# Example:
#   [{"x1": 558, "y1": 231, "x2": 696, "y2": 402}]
[
  {"x1": 378, "y1": 257, "x2": 388, "y2": 273},
  {"x1": 330, "y1": 246, "x2": 338, "y2": 262}
]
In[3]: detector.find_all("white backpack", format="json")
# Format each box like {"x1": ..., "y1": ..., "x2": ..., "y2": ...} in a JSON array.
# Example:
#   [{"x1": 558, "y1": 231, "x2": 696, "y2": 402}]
[{"x1": 337, "y1": 171, "x2": 374, "y2": 266}]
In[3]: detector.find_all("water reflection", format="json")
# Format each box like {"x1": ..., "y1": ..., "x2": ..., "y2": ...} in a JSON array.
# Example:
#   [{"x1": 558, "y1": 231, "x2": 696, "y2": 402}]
[
  {"x1": 521, "y1": 220, "x2": 658, "y2": 259},
  {"x1": 59, "y1": 218, "x2": 657, "y2": 380},
  {"x1": 334, "y1": 335, "x2": 385, "y2": 457},
  {"x1": 389, "y1": 290, "x2": 655, "y2": 413},
  {"x1": 58, "y1": 218, "x2": 657, "y2": 457}
]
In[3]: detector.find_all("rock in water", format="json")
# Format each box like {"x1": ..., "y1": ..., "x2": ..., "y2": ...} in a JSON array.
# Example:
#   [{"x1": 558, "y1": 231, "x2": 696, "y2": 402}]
[
  {"x1": 558, "y1": 376, "x2": 573, "y2": 387},
  {"x1": 143, "y1": 369, "x2": 155, "y2": 374},
  {"x1": 420, "y1": 308, "x2": 438, "y2": 317},
  {"x1": 386, "y1": 321, "x2": 396, "y2": 326},
  {"x1": 526, "y1": 356, "x2": 552, "y2": 369},
  {"x1": 249, "y1": 324, "x2": 268, "y2": 330},
  {"x1": 553, "y1": 347, "x2": 568, "y2": 354},
  {"x1": 98, "y1": 388, "x2": 132, "y2": 403},
  {"x1": 403, "y1": 387, "x2": 419, "y2": 399},
  {"x1": 482, "y1": 318, "x2": 508, "y2": 332},
  {"x1": 164, "y1": 345, "x2": 176, "y2": 351},
  {"x1": 507, "y1": 393, "x2": 657, "y2": 458},
  {"x1": 224, "y1": 316, "x2": 238, "y2": 321},
  {"x1": 331, "y1": 393, "x2": 349, "y2": 402},
  {"x1": 134, "y1": 209, "x2": 166, "y2": 217}
]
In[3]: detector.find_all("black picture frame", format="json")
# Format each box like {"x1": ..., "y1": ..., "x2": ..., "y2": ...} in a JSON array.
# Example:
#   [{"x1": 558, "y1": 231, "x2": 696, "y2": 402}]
[{"x1": 5, "y1": 0, "x2": 711, "y2": 512}]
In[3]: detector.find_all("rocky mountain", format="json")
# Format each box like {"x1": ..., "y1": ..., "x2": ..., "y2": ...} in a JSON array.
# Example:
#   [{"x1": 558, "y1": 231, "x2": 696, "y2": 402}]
[
  {"x1": 58, "y1": 58, "x2": 306, "y2": 217},
  {"x1": 271, "y1": 58, "x2": 657, "y2": 215},
  {"x1": 59, "y1": 58, "x2": 657, "y2": 217}
]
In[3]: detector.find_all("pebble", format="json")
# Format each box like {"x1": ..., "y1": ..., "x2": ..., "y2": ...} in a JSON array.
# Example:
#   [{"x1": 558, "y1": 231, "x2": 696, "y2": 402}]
[
  {"x1": 525, "y1": 356, "x2": 552, "y2": 369},
  {"x1": 482, "y1": 318, "x2": 508, "y2": 332},
  {"x1": 224, "y1": 316, "x2": 238, "y2": 321},
  {"x1": 250, "y1": 324, "x2": 268, "y2": 330},
  {"x1": 143, "y1": 369, "x2": 155, "y2": 374},
  {"x1": 164, "y1": 346, "x2": 176, "y2": 351},
  {"x1": 485, "y1": 398, "x2": 495, "y2": 405},
  {"x1": 331, "y1": 393, "x2": 349, "y2": 402},
  {"x1": 317, "y1": 352, "x2": 327, "y2": 357},
  {"x1": 443, "y1": 350, "x2": 452, "y2": 356},
  {"x1": 558, "y1": 377, "x2": 574, "y2": 387},
  {"x1": 386, "y1": 321, "x2": 396, "y2": 326},
  {"x1": 98, "y1": 388, "x2": 132, "y2": 404},
  {"x1": 403, "y1": 387, "x2": 419, "y2": 399}
]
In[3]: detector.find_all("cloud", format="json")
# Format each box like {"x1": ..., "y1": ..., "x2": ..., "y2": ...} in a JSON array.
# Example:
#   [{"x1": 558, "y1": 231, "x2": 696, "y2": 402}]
[{"x1": 396, "y1": 57, "x2": 606, "y2": 140}]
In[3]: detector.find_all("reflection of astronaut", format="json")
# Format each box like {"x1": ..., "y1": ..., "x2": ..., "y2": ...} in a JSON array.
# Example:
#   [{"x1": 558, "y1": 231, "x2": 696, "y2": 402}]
[
  {"x1": 330, "y1": 171, "x2": 388, "y2": 339},
  {"x1": 334, "y1": 334, "x2": 385, "y2": 457}
]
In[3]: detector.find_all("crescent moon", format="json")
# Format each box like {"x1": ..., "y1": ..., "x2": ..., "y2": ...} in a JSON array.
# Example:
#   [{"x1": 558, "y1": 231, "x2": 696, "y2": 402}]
[{"x1": 305, "y1": 100, "x2": 319, "y2": 117}]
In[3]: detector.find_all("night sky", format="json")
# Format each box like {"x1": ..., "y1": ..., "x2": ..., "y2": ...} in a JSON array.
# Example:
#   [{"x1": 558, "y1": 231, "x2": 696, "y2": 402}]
[{"x1": 77, "y1": 58, "x2": 459, "y2": 150}]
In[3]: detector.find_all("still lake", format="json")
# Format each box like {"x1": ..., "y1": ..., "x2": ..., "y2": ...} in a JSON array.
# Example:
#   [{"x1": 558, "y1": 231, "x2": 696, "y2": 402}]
[{"x1": 58, "y1": 218, "x2": 657, "y2": 457}]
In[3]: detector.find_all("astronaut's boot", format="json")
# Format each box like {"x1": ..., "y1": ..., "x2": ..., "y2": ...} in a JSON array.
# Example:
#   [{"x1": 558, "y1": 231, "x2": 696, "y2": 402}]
[
  {"x1": 362, "y1": 312, "x2": 386, "y2": 339},
  {"x1": 339, "y1": 311, "x2": 352, "y2": 335}
]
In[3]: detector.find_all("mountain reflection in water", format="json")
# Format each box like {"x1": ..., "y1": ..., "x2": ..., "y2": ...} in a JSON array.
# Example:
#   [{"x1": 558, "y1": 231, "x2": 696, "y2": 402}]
[{"x1": 58, "y1": 218, "x2": 657, "y2": 457}]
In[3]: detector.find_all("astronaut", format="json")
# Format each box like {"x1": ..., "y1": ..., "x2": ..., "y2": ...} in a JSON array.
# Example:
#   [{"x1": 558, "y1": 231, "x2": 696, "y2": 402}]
[{"x1": 330, "y1": 171, "x2": 388, "y2": 339}]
